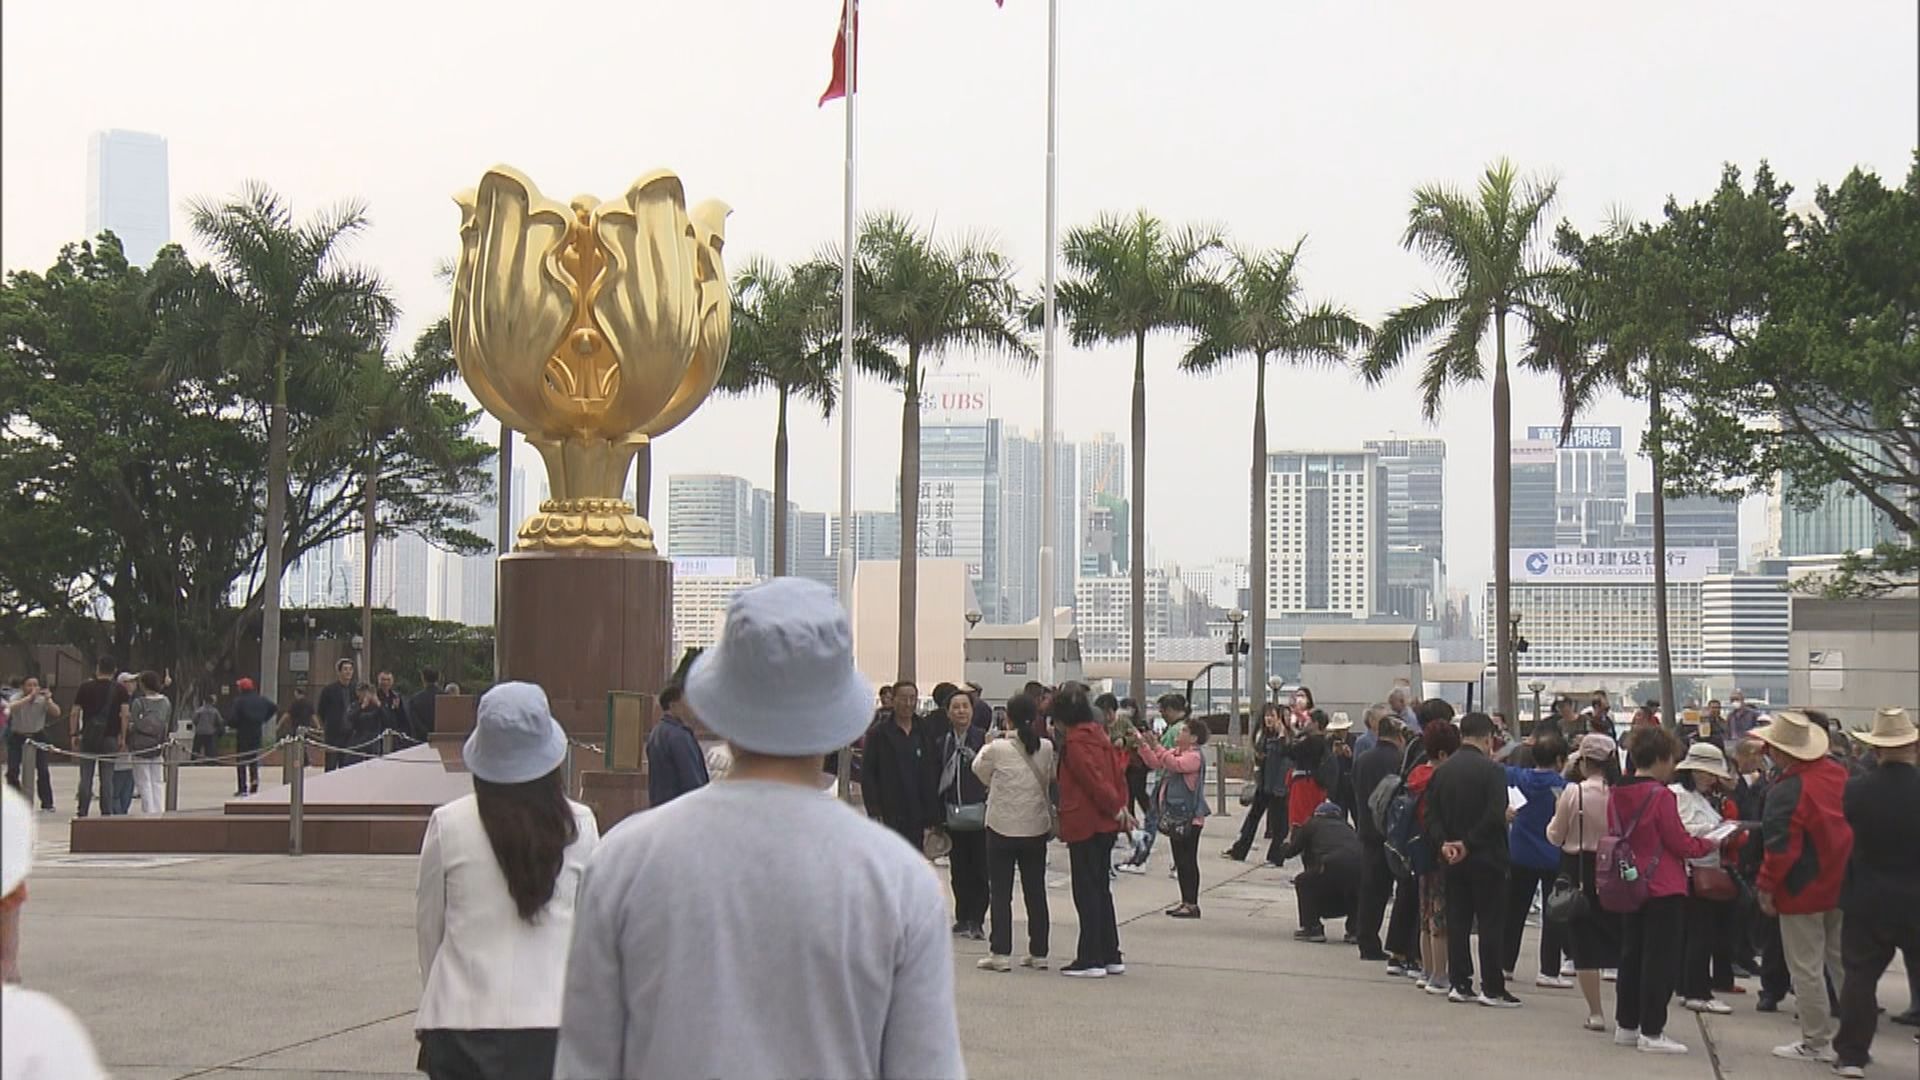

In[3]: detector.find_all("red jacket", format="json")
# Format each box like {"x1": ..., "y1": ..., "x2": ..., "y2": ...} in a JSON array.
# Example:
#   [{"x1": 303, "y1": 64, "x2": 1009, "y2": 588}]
[
  {"x1": 1058, "y1": 722, "x2": 1127, "y2": 843},
  {"x1": 1758, "y1": 755, "x2": 1854, "y2": 914}
]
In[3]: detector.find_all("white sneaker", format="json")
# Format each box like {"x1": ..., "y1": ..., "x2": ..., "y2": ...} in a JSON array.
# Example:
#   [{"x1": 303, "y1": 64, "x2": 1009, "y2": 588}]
[
  {"x1": 1831, "y1": 1065, "x2": 1865, "y2": 1079},
  {"x1": 1536, "y1": 974, "x2": 1574, "y2": 989},
  {"x1": 1637, "y1": 1034, "x2": 1688, "y2": 1055},
  {"x1": 1020, "y1": 955, "x2": 1048, "y2": 971},
  {"x1": 1602, "y1": 968, "x2": 1618, "y2": 982},
  {"x1": 1105, "y1": 963, "x2": 1127, "y2": 975},
  {"x1": 1561, "y1": 959, "x2": 1578, "y2": 977},
  {"x1": 1424, "y1": 982, "x2": 1450, "y2": 996},
  {"x1": 1682, "y1": 998, "x2": 1732, "y2": 1015},
  {"x1": 1114, "y1": 863, "x2": 1146, "y2": 875},
  {"x1": 1613, "y1": 1027, "x2": 1640, "y2": 1047},
  {"x1": 976, "y1": 955, "x2": 1011, "y2": 973},
  {"x1": 1772, "y1": 1042, "x2": 1836, "y2": 1063},
  {"x1": 1413, "y1": 977, "x2": 1429, "y2": 991},
  {"x1": 1447, "y1": 987, "x2": 1474, "y2": 1004},
  {"x1": 1584, "y1": 1015, "x2": 1608, "y2": 1032}
]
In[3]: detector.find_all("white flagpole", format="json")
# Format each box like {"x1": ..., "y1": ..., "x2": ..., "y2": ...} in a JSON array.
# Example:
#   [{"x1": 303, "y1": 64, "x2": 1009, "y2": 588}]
[
  {"x1": 1037, "y1": 0, "x2": 1060, "y2": 686},
  {"x1": 835, "y1": 0, "x2": 859, "y2": 800}
]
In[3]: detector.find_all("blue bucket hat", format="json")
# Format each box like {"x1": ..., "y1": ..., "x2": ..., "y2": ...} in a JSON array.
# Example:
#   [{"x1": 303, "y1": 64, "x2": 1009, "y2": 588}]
[
  {"x1": 463, "y1": 682, "x2": 568, "y2": 784},
  {"x1": 686, "y1": 578, "x2": 874, "y2": 757}
]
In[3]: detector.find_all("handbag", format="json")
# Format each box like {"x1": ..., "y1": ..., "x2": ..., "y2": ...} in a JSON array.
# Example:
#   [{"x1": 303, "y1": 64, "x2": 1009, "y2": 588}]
[
  {"x1": 1689, "y1": 863, "x2": 1739, "y2": 902},
  {"x1": 940, "y1": 736, "x2": 986, "y2": 832},
  {"x1": 1161, "y1": 760, "x2": 1206, "y2": 841},
  {"x1": 1545, "y1": 784, "x2": 1593, "y2": 924},
  {"x1": 1013, "y1": 740, "x2": 1060, "y2": 840},
  {"x1": 1238, "y1": 778, "x2": 1257, "y2": 807}
]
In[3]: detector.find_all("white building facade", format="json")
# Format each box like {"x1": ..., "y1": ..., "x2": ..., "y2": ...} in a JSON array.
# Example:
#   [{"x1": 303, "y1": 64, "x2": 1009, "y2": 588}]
[
  {"x1": 1265, "y1": 449, "x2": 1386, "y2": 617},
  {"x1": 671, "y1": 557, "x2": 759, "y2": 651},
  {"x1": 1074, "y1": 573, "x2": 1168, "y2": 664}
]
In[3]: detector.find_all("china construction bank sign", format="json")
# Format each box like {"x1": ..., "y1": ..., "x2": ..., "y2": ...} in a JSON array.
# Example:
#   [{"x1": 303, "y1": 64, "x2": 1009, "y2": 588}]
[{"x1": 1511, "y1": 547, "x2": 1717, "y2": 583}]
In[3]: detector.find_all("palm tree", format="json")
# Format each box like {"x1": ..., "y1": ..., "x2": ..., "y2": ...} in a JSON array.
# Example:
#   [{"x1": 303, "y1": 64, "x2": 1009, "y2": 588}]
[
  {"x1": 853, "y1": 214, "x2": 1032, "y2": 683},
  {"x1": 306, "y1": 321, "x2": 467, "y2": 679},
  {"x1": 1527, "y1": 221, "x2": 1690, "y2": 728},
  {"x1": 1057, "y1": 211, "x2": 1219, "y2": 699},
  {"x1": 167, "y1": 185, "x2": 395, "y2": 703},
  {"x1": 1183, "y1": 242, "x2": 1370, "y2": 732},
  {"x1": 1360, "y1": 161, "x2": 1558, "y2": 723},
  {"x1": 720, "y1": 256, "x2": 889, "y2": 575}
]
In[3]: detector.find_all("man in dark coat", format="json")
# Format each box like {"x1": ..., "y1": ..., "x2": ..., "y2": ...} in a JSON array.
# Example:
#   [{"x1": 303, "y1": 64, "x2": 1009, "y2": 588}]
[
  {"x1": 645, "y1": 683, "x2": 710, "y2": 808},
  {"x1": 861, "y1": 681, "x2": 934, "y2": 849},
  {"x1": 1352, "y1": 713, "x2": 1412, "y2": 961},
  {"x1": 1277, "y1": 801, "x2": 1363, "y2": 943}
]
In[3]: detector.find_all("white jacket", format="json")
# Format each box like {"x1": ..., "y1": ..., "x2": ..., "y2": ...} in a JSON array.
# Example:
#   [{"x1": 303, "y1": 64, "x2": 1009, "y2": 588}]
[
  {"x1": 1668, "y1": 783, "x2": 1723, "y2": 869},
  {"x1": 415, "y1": 794, "x2": 600, "y2": 1030}
]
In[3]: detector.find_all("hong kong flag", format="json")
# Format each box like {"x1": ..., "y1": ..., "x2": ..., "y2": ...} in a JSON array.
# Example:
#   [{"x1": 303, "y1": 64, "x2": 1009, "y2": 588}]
[{"x1": 820, "y1": 0, "x2": 1004, "y2": 106}]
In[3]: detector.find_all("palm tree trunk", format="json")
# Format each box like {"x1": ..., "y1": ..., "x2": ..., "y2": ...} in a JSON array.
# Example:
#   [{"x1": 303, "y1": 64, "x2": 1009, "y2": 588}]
[
  {"x1": 773, "y1": 388, "x2": 791, "y2": 577},
  {"x1": 361, "y1": 451, "x2": 377, "y2": 681},
  {"x1": 1129, "y1": 330, "x2": 1148, "y2": 701},
  {"x1": 1248, "y1": 350, "x2": 1269, "y2": 743},
  {"x1": 1492, "y1": 315, "x2": 1516, "y2": 722},
  {"x1": 260, "y1": 346, "x2": 289, "y2": 704},
  {"x1": 1649, "y1": 372, "x2": 1676, "y2": 730},
  {"x1": 897, "y1": 349, "x2": 921, "y2": 684}
]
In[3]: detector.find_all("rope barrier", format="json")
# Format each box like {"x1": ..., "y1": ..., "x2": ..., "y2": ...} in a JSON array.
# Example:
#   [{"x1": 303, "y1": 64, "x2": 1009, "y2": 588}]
[
  {"x1": 567, "y1": 737, "x2": 605, "y2": 756},
  {"x1": 303, "y1": 736, "x2": 448, "y2": 763},
  {"x1": 27, "y1": 737, "x2": 291, "y2": 767}
]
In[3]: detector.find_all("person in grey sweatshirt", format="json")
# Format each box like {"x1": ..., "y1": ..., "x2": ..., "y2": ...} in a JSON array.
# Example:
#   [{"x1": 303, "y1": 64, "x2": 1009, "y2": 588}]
[{"x1": 555, "y1": 579, "x2": 964, "y2": 1080}]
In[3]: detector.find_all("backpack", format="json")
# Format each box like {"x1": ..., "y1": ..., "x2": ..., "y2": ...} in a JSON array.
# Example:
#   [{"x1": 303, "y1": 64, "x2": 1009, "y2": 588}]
[
  {"x1": 1382, "y1": 782, "x2": 1434, "y2": 880},
  {"x1": 1596, "y1": 787, "x2": 1660, "y2": 914},
  {"x1": 1367, "y1": 773, "x2": 1401, "y2": 836},
  {"x1": 128, "y1": 695, "x2": 171, "y2": 752},
  {"x1": 78, "y1": 682, "x2": 117, "y2": 754}
]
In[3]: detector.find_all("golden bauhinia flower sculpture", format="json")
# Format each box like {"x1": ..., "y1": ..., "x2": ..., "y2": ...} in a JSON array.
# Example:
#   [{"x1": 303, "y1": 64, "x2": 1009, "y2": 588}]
[{"x1": 452, "y1": 165, "x2": 730, "y2": 552}]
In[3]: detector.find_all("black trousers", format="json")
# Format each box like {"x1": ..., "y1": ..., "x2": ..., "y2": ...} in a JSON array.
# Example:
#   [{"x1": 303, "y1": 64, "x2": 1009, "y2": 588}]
[
  {"x1": 1503, "y1": 865, "x2": 1567, "y2": 978},
  {"x1": 1385, "y1": 867, "x2": 1421, "y2": 960},
  {"x1": 1444, "y1": 861, "x2": 1509, "y2": 997},
  {"x1": 947, "y1": 827, "x2": 989, "y2": 927},
  {"x1": 1296, "y1": 864, "x2": 1360, "y2": 930},
  {"x1": 1760, "y1": 914, "x2": 1794, "y2": 999},
  {"x1": 4, "y1": 731, "x2": 53, "y2": 808},
  {"x1": 1229, "y1": 790, "x2": 1284, "y2": 861},
  {"x1": 1681, "y1": 893, "x2": 1736, "y2": 1000},
  {"x1": 1355, "y1": 837, "x2": 1392, "y2": 956},
  {"x1": 1168, "y1": 828, "x2": 1201, "y2": 905},
  {"x1": 234, "y1": 725, "x2": 262, "y2": 792},
  {"x1": 985, "y1": 830, "x2": 1049, "y2": 958},
  {"x1": 1617, "y1": 894, "x2": 1686, "y2": 1039},
  {"x1": 1067, "y1": 833, "x2": 1121, "y2": 966},
  {"x1": 1834, "y1": 909, "x2": 1920, "y2": 1068},
  {"x1": 416, "y1": 1028, "x2": 558, "y2": 1080}
]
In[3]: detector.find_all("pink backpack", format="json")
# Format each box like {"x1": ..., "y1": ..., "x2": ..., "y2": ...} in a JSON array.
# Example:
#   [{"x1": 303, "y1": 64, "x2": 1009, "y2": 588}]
[{"x1": 1595, "y1": 789, "x2": 1659, "y2": 914}]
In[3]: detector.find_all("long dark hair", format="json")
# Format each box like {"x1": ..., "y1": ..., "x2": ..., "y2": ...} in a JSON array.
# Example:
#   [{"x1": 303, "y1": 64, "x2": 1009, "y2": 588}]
[
  {"x1": 1050, "y1": 686, "x2": 1096, "y2": 729},
  {"x1": 473, "y1": 768, "x2": 578, "y2": 921},
  {"x1": 1006, "y1": 693, "x2": 1042, "y2": 754}
]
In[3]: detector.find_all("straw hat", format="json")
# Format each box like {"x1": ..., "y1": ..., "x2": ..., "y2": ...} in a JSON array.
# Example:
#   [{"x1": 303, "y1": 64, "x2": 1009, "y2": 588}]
[
  {"x1": 463, "y1": 682, "x2": 568, "y2": 784},
  {"x1": 1675, "y1": 742, "x2": 1732, "y2": 781},
  {"x1": 1752, "y1": 710, "x2": 1830, "y2": 761},
  {"x1": 1852, "y1": 707, "x2": 1917, "y2": 749},
  {"x1": 1324, "y1": 711, "x2": 1353, "y2": 733},
  {"x1": 2, "y1": 786, "x2": 34, "y2": 897}
]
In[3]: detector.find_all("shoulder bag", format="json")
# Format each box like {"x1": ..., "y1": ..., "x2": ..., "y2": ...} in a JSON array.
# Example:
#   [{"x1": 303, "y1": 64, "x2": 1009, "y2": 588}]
[
  {"x1": 1161, "y1": 757, "x2": 1207, "y2": 841},
  {"x1": 941, "y1": 736, "x2": 986, "y2": 832},
  {"x1": 1544, "y1": 783, "x2": 1591, "y2": 924},
  {"x1": 1014, "y1": 741, "x2": 1060, "y2": 840}
]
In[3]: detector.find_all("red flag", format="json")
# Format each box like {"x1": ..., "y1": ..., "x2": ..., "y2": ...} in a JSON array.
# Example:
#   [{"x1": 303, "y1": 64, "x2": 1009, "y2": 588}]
[{"x1": 819, "y1": 0, "x2": 856, "y2": 106}]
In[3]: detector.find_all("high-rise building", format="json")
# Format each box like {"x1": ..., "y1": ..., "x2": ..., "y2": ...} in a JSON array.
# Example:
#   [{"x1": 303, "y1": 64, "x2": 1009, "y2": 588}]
[
  {"x1": 997, "y1": 428, "x2": 1077, "y2": 623},
  {"x1": 1073, "y1": 573, "x2": 1168, "y2": 664},
  {"x1": 914, "y1": 377, "x2": 1000, "y2": 616},
  {"x1": 1080, "y1": 431, "x2": 1126, "y2": 504},
  {"x1": 1488, "y1": 578, "x2": 1705, "y2": 689},
  {"x1": 1079, "y1": 495, "x2": 1129, "y2": 578},
  {"x1": 1528, "y1": 425, "x2": 1628, "y2": 549},
  {"x1": 670, "y1": 557, "x2": 759, "y2": 650},
  {"x1": 749, "y1": 487, "x2": 799, "y2": 578},
  {"x1": 830, "y1": 511, "x2": 902, "y2": 562},
  {"x1": 1775, "y1": 434, "x2": 1905, "y2": 557},
  {"x1": 1365, "y1": 438, "x2": 1446, "y2": 623},
  {"x1": 790, "y1": 509, "x2": 837, "y2": 589},
  {"x1": 667, "y1": 474, "x2": 754, "y2": 560},
  {"x1": 1627, "y1": 493, "x2": 1742, "y2": 573},
  {"x1": 1510, "y1": 439, "x2": 1559, "y2": 550},
  {"x1": 85, "y1": 130, "x2": 169, "y2": 266},
  {"x1": 1701, "y1": 566, "x2": 1790, "y2": 702},
  {"x1": 1264, "y1": 449, "x2": 1386, "y2": 617}
]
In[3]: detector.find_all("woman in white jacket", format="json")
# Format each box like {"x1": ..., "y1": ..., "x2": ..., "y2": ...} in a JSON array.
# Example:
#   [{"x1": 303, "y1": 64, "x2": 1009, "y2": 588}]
[
  {"x1": 970, "y1": 693, "x2": 1056, "y2": 972},
  {"x1": 416, "y1": 682, "x2": 600, "y2": 1080},
  {"x1": 1668, "y1": 742, "x2": 1738, "y2": 1018}
]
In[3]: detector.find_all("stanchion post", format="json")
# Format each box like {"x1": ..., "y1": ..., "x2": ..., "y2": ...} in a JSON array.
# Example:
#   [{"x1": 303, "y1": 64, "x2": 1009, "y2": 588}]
[
  {"x1": 289, "y1": 731, "x2": 306, "y2": 856},
  {"x1": 563, "y1": 741, "x2": 577, "y2": 799},
  {"x1": 164, "y1": 741, "x2": 180, "y2": 812},
  {"x1": 381, "y1": 729, "x2": 394, "y2": 757},
  {"x1": 19, "y1": 741, "x2": 38, "y2": 809},
  {"x1": 283, "y1": 730, "x2": 298, "y2": 785}
]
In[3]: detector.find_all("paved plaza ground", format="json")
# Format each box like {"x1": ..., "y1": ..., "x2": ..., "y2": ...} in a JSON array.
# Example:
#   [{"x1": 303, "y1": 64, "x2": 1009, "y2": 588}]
[{"x1": 13, "y1": 765, "x2": 1917, "y2": 1079}]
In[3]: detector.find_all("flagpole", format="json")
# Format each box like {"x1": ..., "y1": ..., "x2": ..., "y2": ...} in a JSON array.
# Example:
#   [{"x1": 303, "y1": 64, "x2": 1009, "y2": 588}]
[
  {"x1": 835, "y1": 0, "x2": 859, "y2": 801},
  {"x1": 1037, "y1": 0, "x2": 1060, "y2": 686}
]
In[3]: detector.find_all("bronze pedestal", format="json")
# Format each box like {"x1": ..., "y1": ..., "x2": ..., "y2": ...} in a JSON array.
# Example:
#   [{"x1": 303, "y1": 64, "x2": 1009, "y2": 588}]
[{"x1": 497, "y1": 549, "x2": 673, "y2": 702}]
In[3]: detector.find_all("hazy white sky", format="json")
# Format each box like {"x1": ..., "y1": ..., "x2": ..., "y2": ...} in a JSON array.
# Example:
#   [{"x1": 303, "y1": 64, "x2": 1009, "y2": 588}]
[{"x1": 5, "y1": 0, "x2": 1915, "y2": 591}]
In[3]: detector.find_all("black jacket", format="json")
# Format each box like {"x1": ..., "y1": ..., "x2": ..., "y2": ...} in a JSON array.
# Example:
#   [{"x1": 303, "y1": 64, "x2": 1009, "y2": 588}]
[
  {"x1": 1352, "y1": 741, "x2": 1407, "y2": 843},
  {"x1": 1840, "y1": 760, "x2": 1920, "y2": 923},
  {"x1": 933, "y1": 726, "x2": 988, "y2": 809},
  {"x1": 861, "y1": 715, "x2": 936, "y2": 832},
  {"x1": 1276, "y1": 813, "x2": 1362, "y2": 878},
  {"x1": 407, "y1": 687, "x2": 438, "y2": 740},
  {"x1": 1425, "y1": 744, "x2": 1511, "y2": 868}
]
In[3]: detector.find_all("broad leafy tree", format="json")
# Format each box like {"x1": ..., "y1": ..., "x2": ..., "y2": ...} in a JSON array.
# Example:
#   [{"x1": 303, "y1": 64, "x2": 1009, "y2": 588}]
[
  {"x1": 1183, "y1": 241, "x2": 1369, "y2": 725},
  {"x1": 853, "y1": 214, "x2": 1031, "y2": 682},
  {"x1": 1057, "y1": 212, "x2": 1219, "y2": 698},
  {"x1": 1361, "y1": 160, "x2": 1560, "y2": 722}
]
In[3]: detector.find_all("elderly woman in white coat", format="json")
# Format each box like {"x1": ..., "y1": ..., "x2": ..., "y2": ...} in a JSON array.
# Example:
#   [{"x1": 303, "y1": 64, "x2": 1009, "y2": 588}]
[
  {"x1": 970, "y1": 692, "x2": 1056, "y2": 972},
  {"x1": 416, "y1": 682, "x2": 600, "y2": 1080},
  {"x1": 1669, "y1": 741, "x2": 1740, "y2": 1018}
]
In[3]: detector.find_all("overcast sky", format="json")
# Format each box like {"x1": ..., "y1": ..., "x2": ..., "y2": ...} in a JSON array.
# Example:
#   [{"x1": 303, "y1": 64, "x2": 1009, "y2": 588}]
[{"x1": 5, "y1": 0, "x2": 1915, "y2": 593}]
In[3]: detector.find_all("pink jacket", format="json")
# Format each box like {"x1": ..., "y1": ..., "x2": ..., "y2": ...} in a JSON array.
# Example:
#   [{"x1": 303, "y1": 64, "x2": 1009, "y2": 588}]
[{"x1": 1608, "y1": 777, "x2": 1715, "y2": 900}]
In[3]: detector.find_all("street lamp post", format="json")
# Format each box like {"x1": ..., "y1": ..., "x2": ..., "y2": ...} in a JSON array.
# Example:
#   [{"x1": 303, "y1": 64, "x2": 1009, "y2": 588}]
[
  {"x1": 1222, "y1": 609, "x2": 1245, "y2": 815},
  {"x1": 1529, "y1": 680, "x2": 1546, "y2": 733},
  {"x1": 1267, "y1": 675, "x2": 1282, "y2": 729}
]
